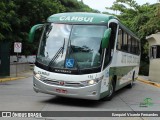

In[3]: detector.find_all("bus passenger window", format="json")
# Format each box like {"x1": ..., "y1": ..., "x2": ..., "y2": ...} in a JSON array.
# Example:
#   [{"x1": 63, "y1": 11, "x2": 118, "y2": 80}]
[
  {"x1": 128, "y1": 35, "x2": 132, "y2": 52},
  {"x1": 117, "y1": 29, "x2": 123, "y2": 50},
  {"x1": 137, "y1": 40, "x2": 140, "y2": 55},
  {"x1": 132, "y1": 38, "x2": 136, "y2": 54},
  {"x1": 123, "y1": 32, "x2": 128, "y2": 51}
]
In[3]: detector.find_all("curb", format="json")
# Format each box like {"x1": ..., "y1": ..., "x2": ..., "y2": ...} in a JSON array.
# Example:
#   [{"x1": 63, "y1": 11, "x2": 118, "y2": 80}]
[
  {"x1": 137, "y1": 77, "x2": 160, "y2": 88},
  {"x1": 0, "y1": 77, "x2": 26, "y2": 82},
  {"x1": 0, "y1": 70, "x2": 33, "y2": 83}
]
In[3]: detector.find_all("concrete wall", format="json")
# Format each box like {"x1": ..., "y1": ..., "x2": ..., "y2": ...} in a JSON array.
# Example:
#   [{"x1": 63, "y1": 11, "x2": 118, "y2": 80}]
[
  {"x1": 147, "y1": 32, "x2": 160, "y2": 45},
  {"x1": 10, "y1": 63, "x2": 30, "y2": 74},
  {"x1": 147, "y1": 32, "x2": 160, "y2": 82},
  {"x1": 10, "y1": 55, "x2": 36, "y2": 63},
  {"x1": 149, "y1": 59, "x2": 160, "y2": 82}
]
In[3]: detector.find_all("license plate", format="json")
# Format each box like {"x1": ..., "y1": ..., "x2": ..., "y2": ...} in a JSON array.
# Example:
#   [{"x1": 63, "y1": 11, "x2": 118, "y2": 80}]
[{"x1": 56, "y1": 89, "x2": 67, "y2": 94}]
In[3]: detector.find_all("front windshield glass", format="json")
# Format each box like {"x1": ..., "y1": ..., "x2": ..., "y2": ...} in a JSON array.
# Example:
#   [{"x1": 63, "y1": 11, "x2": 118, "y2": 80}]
[
  {"x1": 37, "y1": 23, "x2": 71, "y2": 68},
  {"x1": 36, "y1": 23, "x2": 107, "y2": 70},
  {"x1": 69, "y1": 25, "x2": 106, "y2": 69}
]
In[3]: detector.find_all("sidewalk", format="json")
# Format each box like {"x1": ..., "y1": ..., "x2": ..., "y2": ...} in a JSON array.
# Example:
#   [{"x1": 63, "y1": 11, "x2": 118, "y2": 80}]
[
  {"x1": 137, "y1": 76, "x2": 160, "y2": 88},
  {"x1": 0, "y1": 70, "x2": 33, "y2": 82}
]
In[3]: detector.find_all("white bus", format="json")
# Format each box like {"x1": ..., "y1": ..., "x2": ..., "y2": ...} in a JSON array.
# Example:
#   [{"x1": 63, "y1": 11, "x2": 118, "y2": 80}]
[{"x1": 29, "y1": 12, "x2": 140, "y2": 100}]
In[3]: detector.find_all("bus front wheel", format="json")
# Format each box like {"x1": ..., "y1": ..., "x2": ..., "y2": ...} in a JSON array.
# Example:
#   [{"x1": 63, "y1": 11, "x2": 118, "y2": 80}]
[{"x1": 102, "y1": 80, "x2": 115, "y2": 101}]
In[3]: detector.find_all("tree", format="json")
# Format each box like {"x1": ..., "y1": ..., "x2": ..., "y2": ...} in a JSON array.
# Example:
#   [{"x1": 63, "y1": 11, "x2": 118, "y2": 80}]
[
  {"x1": 0, "y1": 0, "x2": 18, "y2": 41},
  {"x1": 59, "y1": 0, "x2": 99, "y2": 12},
  {"x1": 0, "y1": 0, "x2": 98, "y2": 55},
  {"x1": 9, "y1": 0, "x2": 65, "y2": 55}
]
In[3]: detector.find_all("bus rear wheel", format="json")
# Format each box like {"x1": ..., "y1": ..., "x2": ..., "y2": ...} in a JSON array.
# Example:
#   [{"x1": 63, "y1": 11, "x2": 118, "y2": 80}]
[{"x1": 127, "y1": 72, "x2": 135, "y2": 88}]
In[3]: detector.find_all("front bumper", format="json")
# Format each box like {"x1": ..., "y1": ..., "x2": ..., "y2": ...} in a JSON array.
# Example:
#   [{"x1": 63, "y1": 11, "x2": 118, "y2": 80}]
[{"x1": 33, "y1": 77, "x2": 101, "y2": 100}]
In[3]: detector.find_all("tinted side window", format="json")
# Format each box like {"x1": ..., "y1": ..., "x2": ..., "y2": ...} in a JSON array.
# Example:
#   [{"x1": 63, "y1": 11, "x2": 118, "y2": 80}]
[
  {"x1": 132, "y1": 38, "x2": 136, "y2": 54},
  {"x1": 117, "y1": 29, "x2": 123, "y2": 50},
  {"x1": 123, "y1": 32, "x2": 128, "y2": 51},
  {"x1": 128, "y1": 35, "x2": 132, "y2": 52},
  {"x1": 116, "y1": 27, "x2": 140, "y2": 55}
]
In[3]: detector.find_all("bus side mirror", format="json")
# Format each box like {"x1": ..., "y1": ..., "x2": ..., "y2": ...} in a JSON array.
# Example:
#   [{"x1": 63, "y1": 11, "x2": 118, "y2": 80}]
[
  {"x1": 28, "y1": 24, "x2": 43, "y2": 43},
  {"x1": 102, "y1": 28, "x2": 111, "y2": 49}
]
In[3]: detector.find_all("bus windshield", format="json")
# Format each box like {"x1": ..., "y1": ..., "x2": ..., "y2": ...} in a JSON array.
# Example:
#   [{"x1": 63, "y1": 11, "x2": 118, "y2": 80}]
[{"x1": 36, "y1": 23, "x2": 107, "y2": 70}]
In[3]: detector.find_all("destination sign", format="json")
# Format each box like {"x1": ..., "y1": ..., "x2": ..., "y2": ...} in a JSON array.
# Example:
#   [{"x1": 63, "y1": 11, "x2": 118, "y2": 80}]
[{"x1": 59, "y1": 16, "x2": 94, "y2": 22}]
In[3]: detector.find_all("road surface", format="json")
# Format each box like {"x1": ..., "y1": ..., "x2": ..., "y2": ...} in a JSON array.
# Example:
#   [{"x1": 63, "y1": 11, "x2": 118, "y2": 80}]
[{"x1": 0, "y1": 76, "x2": 160, "y2": 120}]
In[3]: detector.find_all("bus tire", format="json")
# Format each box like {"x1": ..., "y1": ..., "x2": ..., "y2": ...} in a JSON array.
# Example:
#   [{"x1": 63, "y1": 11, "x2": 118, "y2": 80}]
[
  {"x1": 101, "y1": 79, "x2": 116, "y2": 101},
  {"x1": 127, "y1": 72, "x2": 135, "y2": 88}
]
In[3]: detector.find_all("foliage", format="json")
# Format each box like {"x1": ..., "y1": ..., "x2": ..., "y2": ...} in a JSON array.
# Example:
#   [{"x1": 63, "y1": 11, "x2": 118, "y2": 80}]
[
  {"x1": 0, "y1": 0, "x2": 97, "y2": 55},
  {"x1": 59, "y1": 0, "x2": 99, "y2": 12},
  {"x1": 0, "y1": 0, "x2": 18, "y2": 41}
]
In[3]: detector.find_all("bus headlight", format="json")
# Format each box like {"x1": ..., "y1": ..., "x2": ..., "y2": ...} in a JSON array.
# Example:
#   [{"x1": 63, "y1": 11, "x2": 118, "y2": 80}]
[
  {"x1": 88, "y1": 80, "x2": 94, "y2": 85},
  {"x1": 35, "y1": 74, "x2": 41, "y2": 80},
  {"x1": 33, "y1": 71, "x2": 41, "y2": 80},
  {"x1": 81, "y1": 76, "x2": 103, "y2": 86}
]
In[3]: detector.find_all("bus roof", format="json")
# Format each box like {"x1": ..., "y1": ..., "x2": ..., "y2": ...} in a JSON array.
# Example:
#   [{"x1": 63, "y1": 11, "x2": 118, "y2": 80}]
[
  {"x1": 47, "y1": 12, "x2": 139, "y2": 40},
  {"x1": 47, "y1": 12, "x2": 117, "y2": 24}
]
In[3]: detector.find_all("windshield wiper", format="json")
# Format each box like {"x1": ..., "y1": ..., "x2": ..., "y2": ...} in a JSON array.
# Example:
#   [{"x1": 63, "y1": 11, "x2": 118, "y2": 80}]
[{"x1": 47, "y1": 38, "x2": 65, "y2": 70}]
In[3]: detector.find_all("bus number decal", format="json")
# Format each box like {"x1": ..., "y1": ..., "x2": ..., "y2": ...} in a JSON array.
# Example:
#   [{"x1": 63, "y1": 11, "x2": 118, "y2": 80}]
[{"x1": 88, "y1": 75, "x2": 93, "y2": 79}]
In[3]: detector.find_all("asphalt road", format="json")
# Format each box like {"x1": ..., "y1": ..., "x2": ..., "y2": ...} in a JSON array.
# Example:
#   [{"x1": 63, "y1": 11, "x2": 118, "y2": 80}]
[{"x1": 0, "y1": 77, "x2": 160, "y2": 120}]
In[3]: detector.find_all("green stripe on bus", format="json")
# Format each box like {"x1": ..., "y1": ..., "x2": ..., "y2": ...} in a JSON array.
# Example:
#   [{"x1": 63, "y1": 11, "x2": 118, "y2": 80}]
[{"x1": 109, "y1": 66, "x2": 137, "y2": 78}]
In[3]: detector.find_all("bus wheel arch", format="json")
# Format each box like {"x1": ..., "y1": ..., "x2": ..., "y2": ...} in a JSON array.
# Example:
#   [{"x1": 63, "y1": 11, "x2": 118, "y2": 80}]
[
  {"x1": 101, "y1": 75, "x2": 117, "y2": 101},
  {"x1": 132, "y1": 71, "x2": 135, "y2": 81},
  {"x1": 127, "y1": 71, "x2": 135, "y2": 88},
  {"x1": 113, "y1": 75, "x2": 117, "y2": 86}
]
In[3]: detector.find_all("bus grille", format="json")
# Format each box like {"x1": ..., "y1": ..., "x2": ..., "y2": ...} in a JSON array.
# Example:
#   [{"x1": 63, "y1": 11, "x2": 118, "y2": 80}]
[{"x1": 40, "y1": 77, "x2": 83, "y2": 87}]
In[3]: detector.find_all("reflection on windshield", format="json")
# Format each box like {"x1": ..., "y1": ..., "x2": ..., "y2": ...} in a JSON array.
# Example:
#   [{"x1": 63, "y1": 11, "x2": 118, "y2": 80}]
[
  {"x1": 37, "y1": 23, "x2": 71, "y2": 68},
  {"x1": 69, "y1": 25, "x2": 106, "y2": 69},
  {"x1": 37, "y1": 23, "x2": 107, "y2": 70}
]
